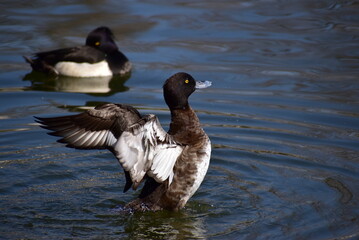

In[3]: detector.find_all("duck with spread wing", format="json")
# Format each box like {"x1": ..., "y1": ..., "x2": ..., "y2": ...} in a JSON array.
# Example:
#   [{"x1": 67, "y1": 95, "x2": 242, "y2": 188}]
[{"x1": 35, "y1": 72, "x2": 212, "y2": 211}]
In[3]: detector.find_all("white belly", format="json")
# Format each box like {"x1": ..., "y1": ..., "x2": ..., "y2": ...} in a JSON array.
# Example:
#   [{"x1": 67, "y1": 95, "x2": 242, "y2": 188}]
[{"x1": 54, "y1": 60, "x2": 113, "y2": 77}]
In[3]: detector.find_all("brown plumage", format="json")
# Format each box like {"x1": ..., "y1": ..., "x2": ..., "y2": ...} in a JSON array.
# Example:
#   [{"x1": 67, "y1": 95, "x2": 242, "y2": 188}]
[{"x1": 35, "y1": 72, "x2": 211, "y2": 211}]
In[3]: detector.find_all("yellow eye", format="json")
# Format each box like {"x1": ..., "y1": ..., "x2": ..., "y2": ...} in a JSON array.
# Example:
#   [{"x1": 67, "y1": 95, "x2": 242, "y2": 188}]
[
  {"x1": 185, "y1": 79, "x2": 189, "y2": 84},
  {"x1": 95, "y1": 41, "x2": 100, "y2": 46}
]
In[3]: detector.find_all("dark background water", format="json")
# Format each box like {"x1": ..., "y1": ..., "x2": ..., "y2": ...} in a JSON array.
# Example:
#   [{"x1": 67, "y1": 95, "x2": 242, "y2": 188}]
[{"x1": 1, "y1": 1, "x2": 359, "y2": 239}]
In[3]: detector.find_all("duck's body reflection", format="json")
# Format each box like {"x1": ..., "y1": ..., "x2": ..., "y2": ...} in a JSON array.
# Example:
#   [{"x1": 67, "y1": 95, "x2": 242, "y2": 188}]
[{"x1": 23, "y1": 72, "x2": 130, "y2": 96}]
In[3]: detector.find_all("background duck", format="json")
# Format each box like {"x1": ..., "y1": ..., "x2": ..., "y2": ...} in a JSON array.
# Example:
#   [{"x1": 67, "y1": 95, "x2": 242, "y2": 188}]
[
  {"x1": 35, "y1": 72, "x2": 212, "y2": 212},
  {"x1": 24, "y1": 26, "x2": 131, "y2": 77}
]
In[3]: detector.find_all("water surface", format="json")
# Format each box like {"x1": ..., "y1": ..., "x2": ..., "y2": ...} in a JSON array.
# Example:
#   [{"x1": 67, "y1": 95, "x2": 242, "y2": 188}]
[{"x1": 1, "y1": 0, "x2": 358, "y2": 239}]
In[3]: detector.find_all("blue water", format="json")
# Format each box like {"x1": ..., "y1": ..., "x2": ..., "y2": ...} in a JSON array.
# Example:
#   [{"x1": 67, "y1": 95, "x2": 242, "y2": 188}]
[{"x1": 1, "y1": 1, "x2": 358, "y2": 239}]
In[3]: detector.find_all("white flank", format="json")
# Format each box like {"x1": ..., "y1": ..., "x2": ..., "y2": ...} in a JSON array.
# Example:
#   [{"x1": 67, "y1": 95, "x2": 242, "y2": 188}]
[
  {"x1": 55, "y1": 60, "x2": 113, "y2": 77},
  {"x1": 185, "y1": 139, "x2": 211, "y2": 202}
]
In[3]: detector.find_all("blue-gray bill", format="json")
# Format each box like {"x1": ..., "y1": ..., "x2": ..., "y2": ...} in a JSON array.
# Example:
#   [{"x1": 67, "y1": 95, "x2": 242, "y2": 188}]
[{"x1": 196, "y1": 81, "x2": 212, "y2": 89}]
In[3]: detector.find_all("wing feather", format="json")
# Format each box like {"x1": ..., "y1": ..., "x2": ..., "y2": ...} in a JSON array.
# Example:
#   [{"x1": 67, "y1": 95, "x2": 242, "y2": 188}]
[
  {"x1": 114, "y1": 114, "x2": 184, "y2": 189},
  {"x1": 33, "y1": 46, "x2": 106, "y2": 64},
  {"x1": 36, "y1": 107, "x2": 184, "y2": 192},
  {"x1": 35, "y1": 103, "x2": 141, "y2": 149}
]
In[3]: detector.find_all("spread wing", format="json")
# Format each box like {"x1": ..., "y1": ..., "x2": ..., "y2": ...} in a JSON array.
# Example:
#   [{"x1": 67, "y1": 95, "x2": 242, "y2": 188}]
[
  {"x1": 35, "y1": 105, "x2": 184, "y2": 191},
  {"x1": 35, "y1": 103, "x2": 142, "y2": 150},
  {"x1": 114, "y1": 114, "x2": 184, "y2": 189}
]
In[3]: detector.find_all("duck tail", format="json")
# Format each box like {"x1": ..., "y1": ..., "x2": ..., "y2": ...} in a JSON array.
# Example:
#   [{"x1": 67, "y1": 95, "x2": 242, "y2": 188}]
[
  {"x1": 23, "y1": 55, "x2": 58, "y2": 75},
  {"x1": 23, "y1": 56, "x2": 34, "y2": 64}
]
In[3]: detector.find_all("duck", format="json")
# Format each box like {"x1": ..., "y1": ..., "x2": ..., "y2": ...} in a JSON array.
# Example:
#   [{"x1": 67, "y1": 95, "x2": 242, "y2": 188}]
[
  {"x1": 35, "y1": 72, "x2": 212, "y2": 212},
  {"x1": 24, "y1": 26, "x2": 131, "y2": 77}
]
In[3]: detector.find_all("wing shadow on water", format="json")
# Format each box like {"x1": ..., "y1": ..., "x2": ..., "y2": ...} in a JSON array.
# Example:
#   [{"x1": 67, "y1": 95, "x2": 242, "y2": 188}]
[{"x1": 23, "y1": 71, "x2": 131, "y2": 97}]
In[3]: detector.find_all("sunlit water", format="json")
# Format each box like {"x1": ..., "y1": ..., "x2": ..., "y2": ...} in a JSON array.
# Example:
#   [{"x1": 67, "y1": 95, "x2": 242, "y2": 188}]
[{"x1": 1, "y1": 1, "x2": 358, "y2": 239}]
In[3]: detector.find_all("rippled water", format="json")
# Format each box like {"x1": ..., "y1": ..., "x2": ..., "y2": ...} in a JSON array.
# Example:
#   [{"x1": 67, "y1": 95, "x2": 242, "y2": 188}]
[{"x1": 1, "y1": 1, "x2": 359, "y2": 239}]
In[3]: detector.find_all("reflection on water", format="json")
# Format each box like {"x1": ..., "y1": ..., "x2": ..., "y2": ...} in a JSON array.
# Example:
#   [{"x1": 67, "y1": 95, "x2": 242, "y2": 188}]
[
  {"x1": 23, "y1": 72, "x2": 130, "y2": 96},
  {"x1": 0, "y1": 0, "x2": 359, "y2": 239},
  {"x1": 122, "y1": 210, "x2": 207, "y2": 239},
  {"x1": 325, "y1": 177, "x2": 353, "y2": 204}
]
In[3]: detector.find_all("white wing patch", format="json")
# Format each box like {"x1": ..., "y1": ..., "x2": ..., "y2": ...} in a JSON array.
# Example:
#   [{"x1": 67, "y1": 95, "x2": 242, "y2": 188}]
[
  {"x1": 114, "y1": 114, "x2": 183, "y2": 188},
  {"x1": 116, "y1": 131, "x2": 150, "y2": 185},
  {"x1": 148, "y1": 144, "x2": 183, "y2": 184}
]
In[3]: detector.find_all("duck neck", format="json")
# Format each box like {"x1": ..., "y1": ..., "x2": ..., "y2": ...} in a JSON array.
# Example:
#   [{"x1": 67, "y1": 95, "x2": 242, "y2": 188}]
[
  {"x1": 168, "y1": 105, "x2": 203, "y2": 143},
  {"x1": 106, "y1": 51, "x2": 129, "y2": 72}
]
